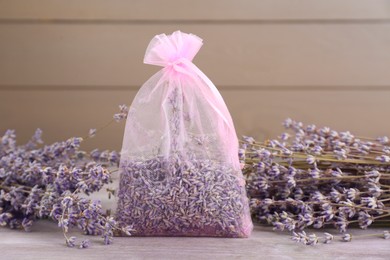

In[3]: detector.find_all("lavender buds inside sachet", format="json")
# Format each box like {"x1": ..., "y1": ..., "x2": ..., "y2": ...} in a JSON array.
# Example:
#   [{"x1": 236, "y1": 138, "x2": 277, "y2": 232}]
[
  {"x1": 117, "y1": 155, "x2": 250, "y2": 237},
  {"x1": 115, "y1": 31, "x2": 253, "y2": 237}
]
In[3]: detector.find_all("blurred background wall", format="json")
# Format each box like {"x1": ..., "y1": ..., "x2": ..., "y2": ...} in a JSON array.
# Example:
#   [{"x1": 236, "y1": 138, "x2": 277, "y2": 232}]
[{"x1": 1, "y1": 0, "x2": 390, "y2": 151}]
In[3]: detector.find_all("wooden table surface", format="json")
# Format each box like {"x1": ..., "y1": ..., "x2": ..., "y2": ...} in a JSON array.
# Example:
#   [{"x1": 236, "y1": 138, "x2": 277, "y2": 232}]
[
  {"x1": 1, "y1": 171, "x2": 389, "y2": 260},
  {"x1": 1, "y1": 220, "x2": 389, "y2": 260}
]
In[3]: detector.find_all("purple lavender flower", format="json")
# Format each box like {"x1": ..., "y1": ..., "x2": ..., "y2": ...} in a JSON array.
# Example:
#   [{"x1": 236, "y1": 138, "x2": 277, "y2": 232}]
[
  {"x1": 88, "y1": 129, "x2": 97, "y2": 138},
  {"x1": 321, "y1": 203, "x2": 335, "y2": 221},
  {"x1": 293, "y1": 188, "x2": 304, "y2": 200},
  {"x1": 319, "y1": 127, "x2": 331, "y2": 137},
  {"x1": 312, "y1": 191, "x2": 326, "y2": 202},
  {"x1": 306, "y1": 233, "x2": 319, "y2": 245},
  {"x1": 306, "y1": 155, "x2": 316, "y2": 165},
  {"x1": 1, "y1": 129, "x2": 16, "y2": 148},
  {"x1": 383, "y1": 147, "x2": 390, "y2": 154},
  {"x1": 329, "y1": 130, "x2": 339, "y2": 138},
  {"x1": 331, "y1": 168, "x2": 343, "y2": 178},
  {"x1": 345, "y1": 188, "x2": 359, "y2": 201},
  {"x1": 339, "y1": 200, "x2": 356, "y2": 218},
  {"x1": 121, "y1": 225, "x2": 135, "y2": 236},
  {"x1": 312, "y1": 145, "x2": 323, "y2": 155},
  {"x1": 238, "y1": 148, "x2": 246, "y2": 161},
  {"x1": 358, "y1": 211, "x2": 373, "y2": 229},
  {"x1": 341, "y1": 233, "x2": 352, "y2": 242},
  {"x1": 306, "y1": 124, "x2": 316, "y2": 133},
  {"x1": 79, "y1": 239, "x2": 90, "y2": 249},
  {"x1": 375, "y1": 155, "x2": 390, "y2": 163},
  {"x1": 330, "y1": 188, "x2": 342, "y2": 203},
  {"x1": 334, "y1": 149, "x2": 347, "y2": 160},
  {"x1": 286, "y1": 176, "x2": 296, "y2": 189},
  {"x1": 21, "y1": 218, "x2": 33, "y2": 232},
  {"x1": 283, "y1": 118, "x2": 293, "y2": 128},
  {"x1": 269, "y1": 165, "x2": 281, "y2": 177},
  {"x1": 0, "y1": 213, "x2": 13, "y2": 226},
  {"x1": 323, "y1": 233, "x2": 334, "y2": 244},
  {"x1": 255, "y1": 176, "x2": 269, "y2": 190},
  {"x1": 113, "y1": 104, "x2": 129, "y2": 122},
  {"x1": 256, "y1": 162, "x2": 266, "y2": 173},
  {"x1": 298, "y1": 213, "x2": 314, "y2": 227},
  {"x1": 109, "y1": 151, "x2": 120, "y2": 164},
  {"x1": 66, "y1": 236, "x2": 77, "y2": 248},
  {"x1": 99, "y1": 150, "x2": 109, "y2": 161},
  {"x1": 279, "y1": 133, "x2": 290, "y2": 141},
  {"x1": 258, "y1": 149, "x2": 272, "y2": 160},
  {"x1": 90, "y1": 149, "x2": 101, "y2": 161},
  {"x1": 376, "y1": 136, "x2": 389, "y2": 145},
  {"x1": 367, "y1": 183, "x2": 382, "y2": 198},
  {"x1": 309, "y1": 168, "x2": 321, "y2": 179},
  {"x1": 272, "y1": 221, "x2": 285, "y2": 231},
  {"x1": 335, "y1": 217, "x2": 348, "y2": 233},
  {"x1": 360, "y1": 197, "x2": 378, "y2": 209},
  {"x1": 242, "y1": 136, "x2": 255, "y2": 144},
  {"x1": 340, "y1": 131, "x2": 354, "y2": 144}
]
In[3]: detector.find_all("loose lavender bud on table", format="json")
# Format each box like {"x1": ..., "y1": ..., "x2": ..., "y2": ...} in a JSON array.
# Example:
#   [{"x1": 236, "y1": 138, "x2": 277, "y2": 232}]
[
  {"x1": 341, "y1": 233, "x2": 352, "y2": 242},
  {"x1": 79, "y1": 239, "x2": 90, "y2": 249},
  {"x1": 323, "y1": 233, "x2": 334, "y2": 244},
  {"x1": 66, "y1": 236, "x2": 77, "y2": 248}
]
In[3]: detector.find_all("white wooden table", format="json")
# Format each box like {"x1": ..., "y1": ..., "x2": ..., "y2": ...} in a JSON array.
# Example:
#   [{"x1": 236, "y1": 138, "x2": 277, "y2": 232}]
[{"x1": 1, "y1": 220, "x2": 389, "y2": 260}]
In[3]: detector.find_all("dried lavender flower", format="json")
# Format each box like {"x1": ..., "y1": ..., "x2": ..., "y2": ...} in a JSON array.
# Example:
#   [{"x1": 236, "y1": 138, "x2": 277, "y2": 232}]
[
  {"x1": 66, "y1": 236, "x2": 77, "y2": 248},
  {"x1": 307, "y1": 233, "x2": 319, "y2": 245},
  {"x1": 79, "y1": 239, "x2": 90, "y2": 249},
  {"x1": 323, "y1": 233, "x2": 334, "y2": 244},
  {"x1": 88, "y1": 129, "x2": 97, "y2": 138},
  {"x1": 341, "y1": 233, "x2": 352, "y2": 242},
  {"x1": 113, "y1": 104, "x2": 129, "y2": 122}
]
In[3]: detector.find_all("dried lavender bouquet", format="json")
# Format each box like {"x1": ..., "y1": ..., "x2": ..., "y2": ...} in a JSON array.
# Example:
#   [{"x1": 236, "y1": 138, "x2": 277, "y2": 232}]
[
  {"x1": 0, "y1": 106, "x2": 133, "y2": 248},
  {"x1": 241, "y1": 119, "x2": 390, "y2": 244}
]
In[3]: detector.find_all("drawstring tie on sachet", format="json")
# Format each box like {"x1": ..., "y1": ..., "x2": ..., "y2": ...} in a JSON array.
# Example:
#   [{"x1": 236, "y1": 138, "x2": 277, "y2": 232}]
[{"x1": 142, "y1": 31, "x2": 232, "y2": 127}]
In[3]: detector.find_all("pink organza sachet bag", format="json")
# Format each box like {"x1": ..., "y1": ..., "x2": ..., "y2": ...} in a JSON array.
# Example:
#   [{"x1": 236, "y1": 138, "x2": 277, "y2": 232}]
[{"x1": 116, "y1": 31, "x2": 253, "y2": 237}]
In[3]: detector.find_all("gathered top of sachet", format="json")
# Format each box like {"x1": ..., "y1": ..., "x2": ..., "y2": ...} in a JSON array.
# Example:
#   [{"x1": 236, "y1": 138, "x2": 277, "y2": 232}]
[{"x1": 144, "y1": 31, "x2": 203, "y2": 68}]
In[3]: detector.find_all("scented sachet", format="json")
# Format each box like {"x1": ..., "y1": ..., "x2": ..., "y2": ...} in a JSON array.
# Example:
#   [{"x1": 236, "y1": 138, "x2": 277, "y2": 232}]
[{"x1": 116, "y1": 31, "x2": 253, "y2": 237}]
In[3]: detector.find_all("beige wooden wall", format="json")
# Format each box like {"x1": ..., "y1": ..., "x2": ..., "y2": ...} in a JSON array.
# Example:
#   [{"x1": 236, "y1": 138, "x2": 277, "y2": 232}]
[{"x1": 1, "y1": 0, "x2": 390, "y2": 151}]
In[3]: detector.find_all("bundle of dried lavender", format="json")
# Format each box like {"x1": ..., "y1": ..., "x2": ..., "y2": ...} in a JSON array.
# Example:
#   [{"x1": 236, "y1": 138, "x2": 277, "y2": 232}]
[
  {"x1": 0, "y1": 105, "x2": 133, "y2": 248},
  {"x1": 240, "y1": 119, "x2": 390, "y2": 244}
]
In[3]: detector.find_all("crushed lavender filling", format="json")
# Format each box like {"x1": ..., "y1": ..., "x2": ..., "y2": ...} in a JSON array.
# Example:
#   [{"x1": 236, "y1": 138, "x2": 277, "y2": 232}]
[{"x1": 116, "y1": 155, "x2": 250, "y2": 237}]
